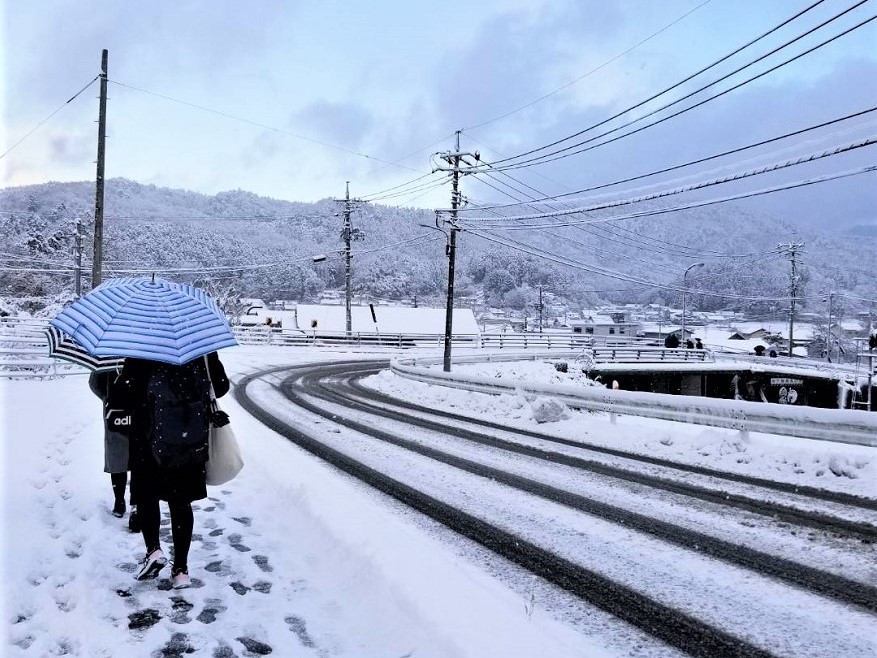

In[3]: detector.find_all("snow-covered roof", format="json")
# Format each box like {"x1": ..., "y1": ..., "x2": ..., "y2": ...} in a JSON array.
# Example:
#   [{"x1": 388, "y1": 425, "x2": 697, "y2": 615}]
[{"x1": 295, "y1": 304, "x2": 479, "y2": 335}]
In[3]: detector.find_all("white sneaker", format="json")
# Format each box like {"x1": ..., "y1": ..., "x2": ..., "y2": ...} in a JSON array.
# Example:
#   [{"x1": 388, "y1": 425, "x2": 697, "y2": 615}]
[
  {"x1": 135, "y1": 548, "x2": 167, "y2": 580},
  {"x1": 171, "y1": 568, "x2": 191, "y2": 589}
]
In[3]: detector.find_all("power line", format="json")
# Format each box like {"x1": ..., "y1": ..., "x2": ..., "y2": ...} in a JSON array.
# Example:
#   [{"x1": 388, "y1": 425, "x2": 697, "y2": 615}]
[
  {"x1": 102, "y1": 233, "x2": 439, "y2": 276},
  {"x1": 468, "y1": 229, "x2": 797, "y2": 302},
  {"x1": 1, "y1": 75, "x2": 99, "y2": 159},
  {"x1": 462, "y1": 134, "x2": 786, "y2": 260},
  {"x1": 488, "y1": 4, "x2": 875, "y2": 171},
  {"x1": 469, "y1": 173, "x2": 684, "y2": 274},
  {"x1": 108, "y1": 79, "x2": 426, "y2": 174},
  {"x1": 477, "y1": 158, "x2": 787, "y2": 259},
  {"x1": 483, "y1": 165, "x2": 876, "y2": 230},
  {"x1": 359, "y1": 172, "x2": 437, "y2": 200},
  {"x1": 461, "y1": 140, "x2": 877, "y2": 226},
  {"x1": 463, "y1": 0, "x2": 715, "y2": 131},
  {"x1": 459, "y1": 106, "x2": 877, "y2": 212}
]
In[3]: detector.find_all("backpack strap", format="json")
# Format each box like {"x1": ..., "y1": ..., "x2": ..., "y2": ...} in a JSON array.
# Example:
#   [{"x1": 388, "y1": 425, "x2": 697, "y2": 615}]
[{"x1": 204, "y1": 355, "x2": 218, "y2": 412}]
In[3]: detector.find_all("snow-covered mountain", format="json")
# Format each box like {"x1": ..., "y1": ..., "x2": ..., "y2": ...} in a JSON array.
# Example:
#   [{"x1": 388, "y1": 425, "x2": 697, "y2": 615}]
[{"x1": 1, "y1": 178, "x2": 874, "y2": 316}]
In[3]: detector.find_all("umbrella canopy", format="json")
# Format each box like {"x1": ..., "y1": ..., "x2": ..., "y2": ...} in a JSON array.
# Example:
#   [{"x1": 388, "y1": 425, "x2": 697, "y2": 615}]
[
  {"x1": 50, "y1": 277, "x2": 237, "y2": 365},
  {"x1": 44, "y1": 326, "x2": 125, "y2": 371}
]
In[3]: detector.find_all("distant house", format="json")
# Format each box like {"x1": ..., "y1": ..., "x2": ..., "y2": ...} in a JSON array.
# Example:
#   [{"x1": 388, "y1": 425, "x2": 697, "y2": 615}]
[
  {"x1": 729, "y1": 328, "x2": 771, "y2": 340},
  {"x1": 569, "y1": 314, "x2": 642, "y2": 341},
  {"x1": 641, "y1": 325, "x2": 694, "y2": 341}
]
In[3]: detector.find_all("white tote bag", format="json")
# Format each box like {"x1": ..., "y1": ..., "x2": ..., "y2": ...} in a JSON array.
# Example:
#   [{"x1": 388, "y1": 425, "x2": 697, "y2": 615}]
[
  {"x1": 204, "y1": 356, "x2": 244, "y2": 485},
  {"x1": 206, "y1": 415, "x2": 243, "y2": 485}
]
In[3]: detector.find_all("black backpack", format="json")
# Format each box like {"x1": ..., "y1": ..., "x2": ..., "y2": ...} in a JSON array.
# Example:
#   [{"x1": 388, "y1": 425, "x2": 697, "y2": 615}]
[{"x1": 146, "y1": 360, "x2": 212, "y2": 468}]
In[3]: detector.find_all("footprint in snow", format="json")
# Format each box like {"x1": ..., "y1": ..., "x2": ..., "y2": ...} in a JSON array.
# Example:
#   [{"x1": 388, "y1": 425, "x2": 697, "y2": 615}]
[
  {"x1": 196, "y1": 598, "x2": 227, "y2": 624},
  {"x1": 228, "y1": 533, "x2": 252, "y2": 553},
  {"x1": 252, "y1": 555, "x2": 273, "y2": 573},
  {"x1": 232, "y1": 516, "x2": 252, "y2": 527},
  {"x1": 204, "y1": 561, "x2": 232, "y2": 577},
  {"x1": 285, "y1": 615, "x2": 316, "y2": 648},
  {"x1": 169, "y1": 596, "x2": 194, "y2": 624},
  {"x1": 212, "y1": 643, "x2": 236, "y2": 658},
  {"x1": 128, "y1": 608, "x2": 162, "y2": 630},
  {"x1": 236, "y1": 636, "x2": 273, "y2": 655},
  {"x1": 156, "y1": 631, "x2": 195, "y2": 657},
  {"x1": 252, "y1": 581, "x2": 272, "y2": 594},
  {"x1": 209, "y1": 528, "x2": 224, "y2": 537},
  {"x1": 230, "y1": 581, "x2": 250, "y2": 596}
]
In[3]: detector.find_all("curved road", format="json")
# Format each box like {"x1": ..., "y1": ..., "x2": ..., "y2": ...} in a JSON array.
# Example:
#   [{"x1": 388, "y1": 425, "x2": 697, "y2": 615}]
[{"x1": 235, "y1": 360, "x2": 877, "y2": 658}]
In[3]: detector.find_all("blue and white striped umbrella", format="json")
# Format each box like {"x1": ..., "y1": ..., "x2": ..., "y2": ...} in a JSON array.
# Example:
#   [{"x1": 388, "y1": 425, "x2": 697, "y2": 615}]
[
  {"x1": 50, "y1": 277, "x2": 237, "y2": 365},
  {"x1": 44, "y1": 325, "x2": 126, "y2": 371}
]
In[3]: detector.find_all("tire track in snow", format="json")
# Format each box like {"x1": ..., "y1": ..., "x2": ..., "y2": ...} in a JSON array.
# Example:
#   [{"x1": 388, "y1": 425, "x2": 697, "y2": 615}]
[
  {"x1": 237, "y1": 364, "x2": 778, "y2": 658},
  {"x1": 284, "y1": 367, "x2": 877, "y2": 614}
]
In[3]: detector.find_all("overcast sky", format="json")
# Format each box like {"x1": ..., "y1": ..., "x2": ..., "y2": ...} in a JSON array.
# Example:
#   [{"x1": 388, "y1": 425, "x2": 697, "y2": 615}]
[{"x1": 2, "y1": 0, "x2": 875, "y2": 230}]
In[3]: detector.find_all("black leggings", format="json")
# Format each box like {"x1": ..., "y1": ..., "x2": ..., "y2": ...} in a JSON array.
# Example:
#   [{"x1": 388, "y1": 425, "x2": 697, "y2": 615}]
[
  {"x1": 139, "y1": 498, "x2": 194, "y2": 570},
  {"x1": 110, "y1": 472, "x2": 128, "y2": 504}
]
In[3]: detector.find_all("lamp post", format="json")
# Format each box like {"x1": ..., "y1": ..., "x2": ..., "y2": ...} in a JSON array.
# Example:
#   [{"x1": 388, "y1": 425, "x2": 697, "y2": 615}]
[{"x1": 681, "y1": 262, "x2": 704, "y2": 345}]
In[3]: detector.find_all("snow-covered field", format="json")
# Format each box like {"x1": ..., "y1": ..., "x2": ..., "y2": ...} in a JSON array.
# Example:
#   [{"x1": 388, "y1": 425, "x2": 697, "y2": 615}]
[{"x1": 2, "y1": 346, "x2": 875, "y2": 657}]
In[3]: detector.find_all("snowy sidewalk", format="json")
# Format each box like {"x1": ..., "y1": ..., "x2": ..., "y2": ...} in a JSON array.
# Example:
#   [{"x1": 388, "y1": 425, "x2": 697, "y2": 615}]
[{"x1": 2, "y1": 347, "x2": 604, "y2": 658}]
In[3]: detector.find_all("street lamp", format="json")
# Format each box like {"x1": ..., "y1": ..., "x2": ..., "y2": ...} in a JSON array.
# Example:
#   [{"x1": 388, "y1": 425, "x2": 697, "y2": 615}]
[{"x1": 681, "y1": 262, "x2": 704, "y2": 345}]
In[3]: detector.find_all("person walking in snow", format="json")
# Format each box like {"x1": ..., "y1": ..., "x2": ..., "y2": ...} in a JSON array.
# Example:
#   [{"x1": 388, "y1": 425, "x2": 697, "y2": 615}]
[
  {"x1": 664, "y1": 333, "x2": 680, "y2": 349},
  {"x1": 88, "y1": 369, "x2": 135, "y2": 527},
  {"x1": 111, "y1": 352, "x2": 229, "y2": 589}
]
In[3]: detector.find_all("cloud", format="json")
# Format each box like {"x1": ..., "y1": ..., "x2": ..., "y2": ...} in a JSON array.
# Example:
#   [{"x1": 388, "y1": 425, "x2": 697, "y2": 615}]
[{"x1": 291, "y1": 100, "x2": 375, "y2": 150}]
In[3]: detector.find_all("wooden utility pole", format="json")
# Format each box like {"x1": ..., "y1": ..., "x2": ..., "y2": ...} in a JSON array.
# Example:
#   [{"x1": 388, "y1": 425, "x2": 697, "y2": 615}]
[
  {"x1": 73, "y1": 217, "x2": 83, "y2": 297},
  {"x1": 91, "y1": 49, "x2": 108, "y2": 289}
]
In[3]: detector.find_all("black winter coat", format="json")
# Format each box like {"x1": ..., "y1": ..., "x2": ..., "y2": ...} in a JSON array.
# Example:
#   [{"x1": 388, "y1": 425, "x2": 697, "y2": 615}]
[{"x1": 110, "y1": 352, "x2": 229, "y2": 503}]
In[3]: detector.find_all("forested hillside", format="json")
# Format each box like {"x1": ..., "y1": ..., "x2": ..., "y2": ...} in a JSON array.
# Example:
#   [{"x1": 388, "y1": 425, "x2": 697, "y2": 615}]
[{"x1": 1, "y1": 178, "x2": 874, "y2": 316}]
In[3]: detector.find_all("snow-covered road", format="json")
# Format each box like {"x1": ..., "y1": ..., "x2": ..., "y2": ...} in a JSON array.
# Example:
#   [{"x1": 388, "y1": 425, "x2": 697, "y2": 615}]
[{"x1": 3, "y1": 345, "x2": 875, "y2": 657}]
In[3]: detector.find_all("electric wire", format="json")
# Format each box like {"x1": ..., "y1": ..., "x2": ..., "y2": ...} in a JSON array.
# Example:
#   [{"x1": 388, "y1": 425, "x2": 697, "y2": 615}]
[
  {"x1": 478, "y1": 161, "x2": 785, "y2": 259},
  {"x1": 463, "y1": 0, "x2": 715, "y2": 131},
  {"x1": 486, "y1": 0, "x2": 848, "y2": 166},
  {"x1": 467, "y1": 229, "x2": 797, "y2": 301},
  {"x1": 480, "y1": 165, "x2": 876, "y2": 230},
  {"x1": 102, "y1": 233, "x2": 440, "y2": 275},
  {"x1": 461, "y1": 134, "x2": 785, "y2": 259},
  {"x1": 461, "y1": 140, "x2": 877, "y2": 226},
  {"x1": 469, "y1": 173, "x2": 683, "y2": 274},
  {"x1": 459, "y1": 106, "x2": 877, "y2": 212},
  {"x1": 1, "y1": 75, "x2": 99, "y2": 160},
  {"x1": 465, "y1": 174, "x2": 790, "y2": 299},
  {"x1": 108, "y1": 79, "x2": 426, "y2": 174},
  {"x1": 469, "y1": 171, "x2": 788, "y2": 298},
  {"x1": 488, "y1": 5, "x2": 876, "y2": 171}
]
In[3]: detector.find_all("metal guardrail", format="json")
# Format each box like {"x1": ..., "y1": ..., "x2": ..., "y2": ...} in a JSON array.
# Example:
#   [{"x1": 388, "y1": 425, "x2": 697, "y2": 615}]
[
  {"x1": 390, "y1": 353, "x2": 877, "y2": 447},
  {"x1": 0, "y1": 318, "x2": 86, "y2": 378}
]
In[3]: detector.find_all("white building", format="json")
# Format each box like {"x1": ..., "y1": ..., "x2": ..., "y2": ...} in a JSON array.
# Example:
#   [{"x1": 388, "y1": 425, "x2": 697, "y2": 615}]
[{"x1": 294, "y1": 304, "x2": 479, "y2": 335}]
